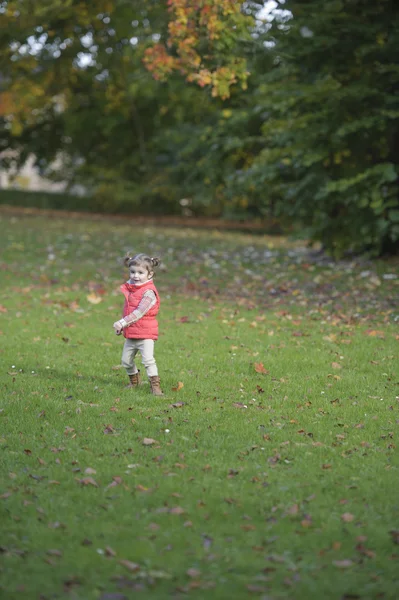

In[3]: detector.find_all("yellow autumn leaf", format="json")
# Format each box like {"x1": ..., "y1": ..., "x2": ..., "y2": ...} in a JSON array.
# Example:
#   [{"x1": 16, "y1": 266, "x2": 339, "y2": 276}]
[{"x1": 87, "y1": 293, "x2": 102, "y2": 304}]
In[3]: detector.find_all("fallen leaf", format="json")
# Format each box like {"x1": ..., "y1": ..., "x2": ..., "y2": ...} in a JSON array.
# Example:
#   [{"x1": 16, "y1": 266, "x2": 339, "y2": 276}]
[
  {"x1": 77, "y1": 477, "x2": 99, "y2": 487},
  {"x1": 324, "y1": 334, "x2": 337, "y2": 342},
  {"x1": 106, "y1": 476, "x2": 123, "y2": 489},
  {"x1": 287, "y1": 504, "x2": 299, "y2": 515},
  {"x1": 254, "y1": 362, "x2": 269, "y2": 374},
  {"x1": 136, "y1": 484, "x2": 152, "y2": 492},
  {"x1": 365, "y1": 329, "x2": 385, "y2": 339},
  {"x1": 333, "y1": 560, "x2": 353, "y2": 568},
  {"x1": 169, "y1": 506, "x2": 185, "y2": 515},
  {"x1": 341, "y1": 512, "x2": 355, "y2": 523},
  {"x1": 47, "y1": 549, "x2": 62, "y2": 557},
  {"x1": 202, "y1": 534, "x2": 213, "y2": 550},
  {"x1": 247, "y1": 584, "x2": 268, "y2": 593},
  {"x1": 142, "y1": 438, "x2": 158, "y2": 446},
  {"x1": 186, "y1": 568, "x2": 201, "y2": 578},
  {"x1": 331, "y1": 362, "x2": 342, "y2": 369},
  {"x1": 332, "y1": 542, "x2": 341, "y2": 551},
  {"x1": 48, "y1": 521, "x2": 66, "y2": 529},
  {"x1": 119, "y1": 560, "x2": 140, "y2": 572},
  {"x1": 389, "y1": 530, "x2": 399, "y2": 544},
  {"x1": 87, "y1": 293, "x2": 102, "y2": 304},
  {"x1": 81, "y1": 538, "x2": 92, "y2": 546},
  {"x1": 356, "y1": 544, "x2": 376, "y2": 558},
  {"x1": 172, "y1": 381, "x2": 184, "y2": 392}
]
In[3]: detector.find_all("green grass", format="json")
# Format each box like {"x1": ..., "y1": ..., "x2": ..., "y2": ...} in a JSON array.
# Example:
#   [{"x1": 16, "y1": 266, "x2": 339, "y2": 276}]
[{"x1": 0, "y1": 209, "x2": 398, "y2": 600}]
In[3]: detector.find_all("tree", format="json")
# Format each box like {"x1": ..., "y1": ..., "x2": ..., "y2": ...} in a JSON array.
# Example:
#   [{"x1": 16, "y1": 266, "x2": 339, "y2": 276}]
[
  {"x1": 143, "y1": 0, "x2": 251, "y2": 99},
  {"x1": 231, "y1": 0, "x2": 399, "y2": 255},
  {"x1": 1, "y1": 0, "x2": 398, "y2": 255},
  {"x1": 0, "y1": 0, "x2": 250, "y2": 135},
  {"x1": 0, "y1": 0, "x2": 251, "y2": 211}
]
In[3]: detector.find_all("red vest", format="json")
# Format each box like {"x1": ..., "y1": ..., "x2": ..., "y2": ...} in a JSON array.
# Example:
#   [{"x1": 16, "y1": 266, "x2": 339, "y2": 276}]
[{"x1": 120, "y1": 280, "x2": 160, "y2": 340}]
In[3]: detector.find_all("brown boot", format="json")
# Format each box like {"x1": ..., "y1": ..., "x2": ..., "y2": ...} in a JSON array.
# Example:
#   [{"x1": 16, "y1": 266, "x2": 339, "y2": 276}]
[
  {"x1": 149, "y1": 376, "x2": 164, "y2": 396},
  {"x1": 126, "y1": 371, "x2": 141, "y2": 388}
]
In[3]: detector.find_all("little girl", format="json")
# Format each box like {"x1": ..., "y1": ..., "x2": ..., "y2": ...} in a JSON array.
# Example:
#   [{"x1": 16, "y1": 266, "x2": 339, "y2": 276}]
[{"x1": 113, "y1": 252, "x2": 163, "y2": 396}]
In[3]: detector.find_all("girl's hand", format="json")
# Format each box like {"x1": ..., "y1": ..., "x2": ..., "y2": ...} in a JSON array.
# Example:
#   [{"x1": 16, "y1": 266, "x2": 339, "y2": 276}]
[{"x1": 113, "y1": 321, "x2": 123, "y2": 335}]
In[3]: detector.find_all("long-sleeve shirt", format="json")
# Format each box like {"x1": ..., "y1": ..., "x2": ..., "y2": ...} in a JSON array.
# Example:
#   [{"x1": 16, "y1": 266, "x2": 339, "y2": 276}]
[{"x1": 119, "y1": 289, "x2": 157, "y2": 328}]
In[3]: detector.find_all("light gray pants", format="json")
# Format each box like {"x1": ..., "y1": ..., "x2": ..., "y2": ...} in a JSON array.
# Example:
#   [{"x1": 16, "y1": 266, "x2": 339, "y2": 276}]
[{"x1": 121, "y1": 338, "x2": 158, "y2": 378}]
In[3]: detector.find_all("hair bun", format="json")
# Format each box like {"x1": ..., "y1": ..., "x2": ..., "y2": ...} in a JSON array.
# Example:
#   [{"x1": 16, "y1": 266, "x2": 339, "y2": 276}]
[
  {"x1": 123, "y1": 253, "x2": 133, "y2": 267},
  {"x1": 151, "y1": 257, "x2": 161, "y2": 268}
]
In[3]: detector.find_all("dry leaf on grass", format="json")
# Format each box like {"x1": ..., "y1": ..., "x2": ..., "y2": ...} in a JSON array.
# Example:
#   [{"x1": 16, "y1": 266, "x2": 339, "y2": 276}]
[
  {"x1": 119, "y1": 560, "x2": 140, "y2": 572},
  {"x1": 87, "y1": 293, "x2": 102, "y2": 304},
  {"x1": 169, "y1": 506, "x2": 185, "y2": 515},
  {"x1": 254, "y1": 362, "x2": 269, "y2": 374},
  {"x1": 333, "y1": 559, "x2": 353, "y2": 568},
  {"x1": 77, "y1": 477, "x2": 99, "y2": 487},
  {"x1": 142, "y1": 438, "x2": 158, "y2": 446},
  {"x1": 172, "y1": 381, "x2": 184, "y2": 392},
  {"x1": 341, "y1": 512, "x2": 355, "y2": 523}
]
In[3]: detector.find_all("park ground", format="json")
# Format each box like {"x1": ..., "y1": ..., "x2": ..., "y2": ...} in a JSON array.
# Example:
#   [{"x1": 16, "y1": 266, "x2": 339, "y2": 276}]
[{"x1": 0, "y1": 207, "x2": 398, "y2": 600}]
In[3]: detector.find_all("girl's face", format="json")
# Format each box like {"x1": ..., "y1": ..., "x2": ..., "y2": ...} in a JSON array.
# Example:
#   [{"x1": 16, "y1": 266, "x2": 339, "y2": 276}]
[{"x1": 129, "y1": 265, "x2": 153, "y2": 285}]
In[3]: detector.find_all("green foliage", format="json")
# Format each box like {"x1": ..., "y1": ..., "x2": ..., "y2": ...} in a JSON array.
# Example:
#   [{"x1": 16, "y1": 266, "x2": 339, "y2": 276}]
[
  {"x1": 1, "y1": 0, "x2": 398, "y2": 254},
  {"x1": 234, "y1": 0, "x2": 399, "y2": 255},
  {"x1": 0, "y1": 188, "x2": 88, "y2": 211}
]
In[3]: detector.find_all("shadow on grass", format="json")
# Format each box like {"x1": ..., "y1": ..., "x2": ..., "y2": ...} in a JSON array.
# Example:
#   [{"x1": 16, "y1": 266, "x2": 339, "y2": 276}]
[{"x1": 9, "y1": 368, "x2": 124, "y2": 388}]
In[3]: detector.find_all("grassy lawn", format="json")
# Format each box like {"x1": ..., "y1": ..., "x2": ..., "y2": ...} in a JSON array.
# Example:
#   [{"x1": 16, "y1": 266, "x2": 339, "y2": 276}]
[{"x1": 0, "y1": 209, "x2": 398, "y2": 600}]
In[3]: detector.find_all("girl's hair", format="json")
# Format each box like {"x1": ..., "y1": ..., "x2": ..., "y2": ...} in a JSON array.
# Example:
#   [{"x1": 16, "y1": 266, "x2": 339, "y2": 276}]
[{"x1": 123, "y1": 252, "x2": 161, "y2": 274}]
